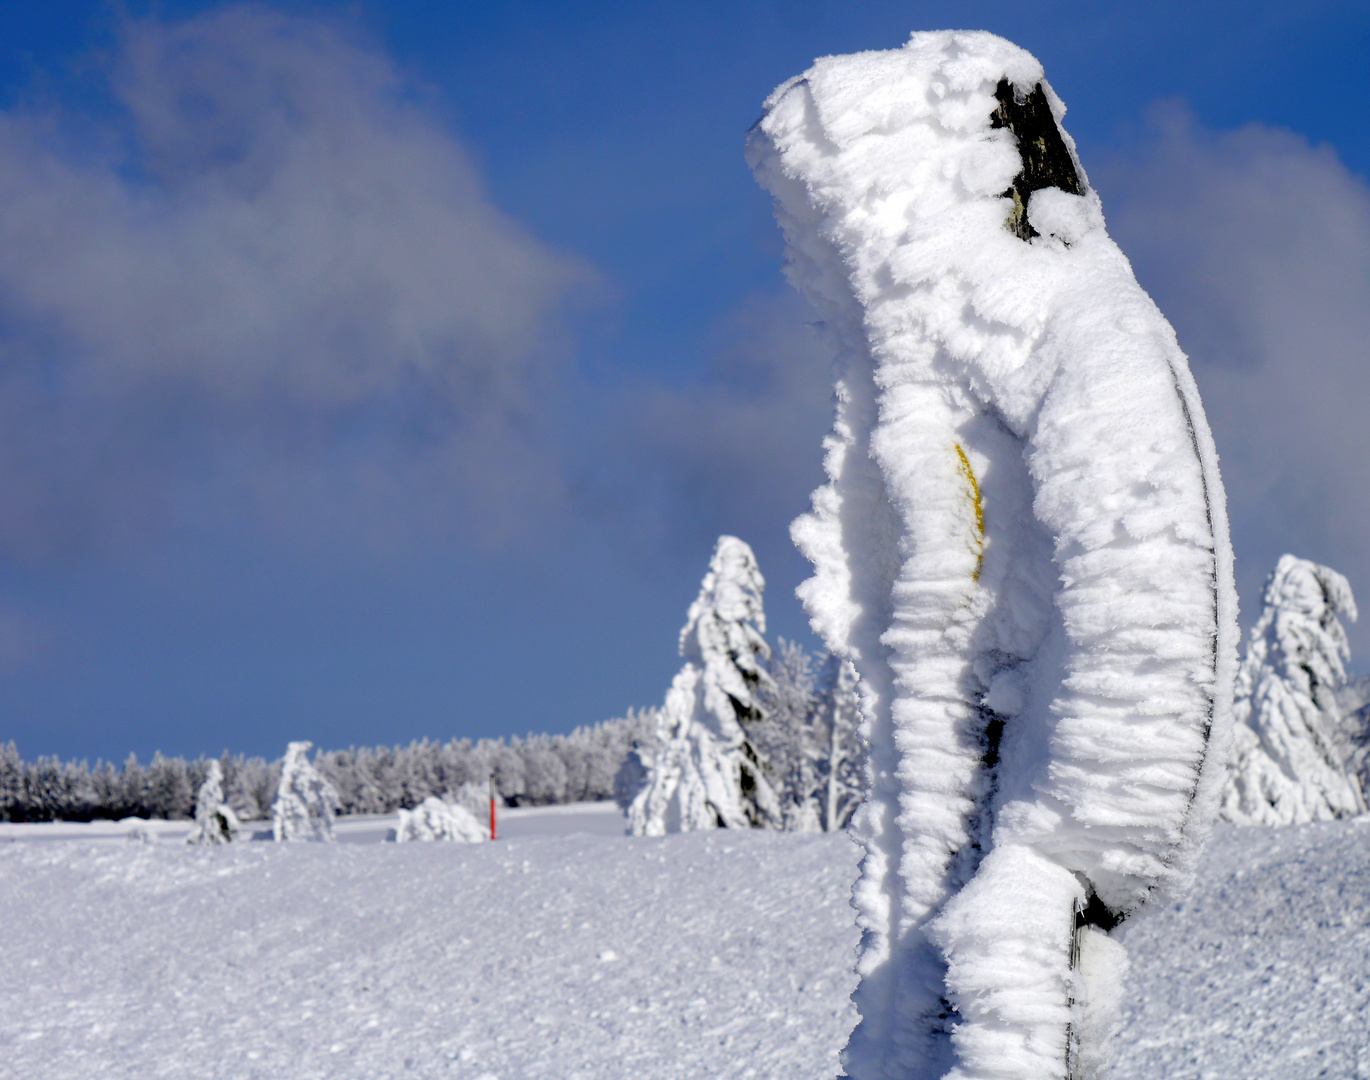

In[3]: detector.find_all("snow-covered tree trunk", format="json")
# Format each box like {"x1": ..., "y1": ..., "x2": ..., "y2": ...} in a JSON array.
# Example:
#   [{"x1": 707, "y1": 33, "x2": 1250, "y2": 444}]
[
  {"x1": 627, "y1": 536, "x2": 784, "y2": 834},
  {"x1": 185, "y1": 759, "x2": 240, "y2": 845},
  {"x1": 749, "y1": 32, "x2": 1238, "y2": 1080},
  {"x1": 1223, "y1": 555, "x2": 1363, "y2": 825},
  {"x1": 272, "y1": 741, "x2": 340, "y2": 842}
]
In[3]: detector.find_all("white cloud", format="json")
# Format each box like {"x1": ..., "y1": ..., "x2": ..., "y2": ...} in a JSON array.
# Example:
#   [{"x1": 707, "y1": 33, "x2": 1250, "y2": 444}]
[
  {"x1": 1100, "y1": 105, "x2": 1370, "y2": 655},
  {"x1": 0, "y1": 6, "x2": 593, "y2": 557}
]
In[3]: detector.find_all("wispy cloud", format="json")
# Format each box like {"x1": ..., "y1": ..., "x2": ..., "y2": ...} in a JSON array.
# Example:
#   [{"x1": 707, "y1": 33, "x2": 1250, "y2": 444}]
[
  {"x1": 0, "y1": 5, "x2": 594, "y2": 558},
  {"x1": 1101, "y1": 105, "x2": 1370, "y2": 652}
]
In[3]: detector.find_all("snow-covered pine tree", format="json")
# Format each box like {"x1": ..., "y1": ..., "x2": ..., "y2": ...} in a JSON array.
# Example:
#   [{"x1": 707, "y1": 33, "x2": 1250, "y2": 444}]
[
  {"x1": 813, "y1": 654, "x2": 865, "y2": 833},
  {"x1": 185, "y1": 759, "x2": 241, "y2": 845},
  {"x1": 760, "y1": 638, "x2": 823, "y2": 831},
  {"x1": 627, "y1": 536, "x2": 783, "y2": 834},
  {"x1": 394, "y1": 795, "x2": 486, "y2": 842},
  {"x1": 0, "y1": 742, "x2": 21, "y2": 822},
  {"x1": 751, "y1": 32, "x2": 1237, "y2": 1080},
  {"x1": 1223, "y1": 555, "x2": 1364, "y2": 825},
  {"x1": 272, "y1": 741, "x2": 340, "y2": 842}
]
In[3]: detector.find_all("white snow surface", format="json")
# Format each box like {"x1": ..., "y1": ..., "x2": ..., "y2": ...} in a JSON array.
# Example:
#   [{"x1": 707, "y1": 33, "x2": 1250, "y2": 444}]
[
  {"x1": 0, "y1": 804, "x2": 860, "y2": 1080},
  {"x1": 1114, "y1": 820, "x2": 1370, "y2": 1080},
  {"x1": 748, "y1": 30, "x2": 1237, "y2": 1080},
  {"x1": 3, "y1": 810, "x2": 1368, "y2": 1079}
]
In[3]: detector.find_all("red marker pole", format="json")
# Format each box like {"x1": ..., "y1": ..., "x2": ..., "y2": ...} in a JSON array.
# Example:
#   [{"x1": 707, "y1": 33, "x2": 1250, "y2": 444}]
[{"x1": 489, "y1": 774, "x2": 497, "y2": 841}]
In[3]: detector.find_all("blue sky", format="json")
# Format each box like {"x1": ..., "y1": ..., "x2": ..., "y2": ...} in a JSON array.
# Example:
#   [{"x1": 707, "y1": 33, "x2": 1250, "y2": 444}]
[{"x1": 0, "y1": 1, "x2": 1367, "y2": 762}]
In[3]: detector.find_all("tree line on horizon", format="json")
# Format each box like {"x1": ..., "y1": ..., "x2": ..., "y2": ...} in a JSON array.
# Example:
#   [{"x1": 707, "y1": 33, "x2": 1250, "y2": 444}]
[{"x1": 0, "y1": 715, "x2": 655, "y2": 824}]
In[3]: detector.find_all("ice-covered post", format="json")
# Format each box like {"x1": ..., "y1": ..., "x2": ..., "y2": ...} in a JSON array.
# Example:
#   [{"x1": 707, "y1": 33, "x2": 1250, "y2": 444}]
[{"x1": 748, "y1": 32, "x2": 1238, "y2": 1080}]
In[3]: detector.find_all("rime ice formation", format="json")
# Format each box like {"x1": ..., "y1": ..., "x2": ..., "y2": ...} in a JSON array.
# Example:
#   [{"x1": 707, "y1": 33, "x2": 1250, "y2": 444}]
[
  {"x1": 1224, "y1": 556, "x2": 1363, "y2": 825},
  {"x1": 627, "y1": 536, "x2": 783, "y2": 835},
  {"x1": 272, "y1": 741, "x2": 341, "y2": 842},
  {"x1": 748, "y1": 31, "x2": 1238, "y2": 1080},
  {"x1": 394, "y1": 795, "x2": 488, "y2": 842},
  {"x1": 184, "y1": 760, "x2": 240, "y2": 845}
]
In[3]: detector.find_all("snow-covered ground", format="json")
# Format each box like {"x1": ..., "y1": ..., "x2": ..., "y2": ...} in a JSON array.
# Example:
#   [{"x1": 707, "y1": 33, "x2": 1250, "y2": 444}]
[
  {"x1": 2, "y1": 805, "x2": 1366, "y2": 1078},
  {"x1": 0, "y1": 803, "x2": 859, "y2": 1080},
  {"x1": 1115, "y1": 820, "x2": 1370, "y2": 1080}
]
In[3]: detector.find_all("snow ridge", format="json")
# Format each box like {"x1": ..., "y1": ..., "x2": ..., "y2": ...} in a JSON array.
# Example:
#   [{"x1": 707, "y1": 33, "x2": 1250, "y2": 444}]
[{"x1": 748, "y1": 30, "x2": 1238, "y2": 1080}]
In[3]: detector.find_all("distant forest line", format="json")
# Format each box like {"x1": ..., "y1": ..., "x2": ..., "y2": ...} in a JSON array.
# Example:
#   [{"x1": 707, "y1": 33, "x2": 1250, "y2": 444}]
[{"x1": 0, "y1": 711, "x2": 654, "y2": 824}]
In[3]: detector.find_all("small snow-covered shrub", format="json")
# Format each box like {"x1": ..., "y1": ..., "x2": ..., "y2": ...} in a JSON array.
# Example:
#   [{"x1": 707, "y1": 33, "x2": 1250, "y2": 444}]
[
  {"x1": 272, "y1": 741, "x2": 340, "y2": 842},
  {"x1": 394, "y1": 796, "x2": 487, "y2": 843},
  {"x1": 1224, "y1": 555, "x2": 1364, "y2": 825},
  {"x1": 185, "y1": 759, "x2": 240, "y2": 845}
]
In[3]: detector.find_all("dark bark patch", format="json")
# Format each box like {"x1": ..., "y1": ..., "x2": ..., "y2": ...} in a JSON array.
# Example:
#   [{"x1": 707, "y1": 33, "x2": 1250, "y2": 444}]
[{"x1": 990, "y1": 79, "x2": 1082, "y2": 240}]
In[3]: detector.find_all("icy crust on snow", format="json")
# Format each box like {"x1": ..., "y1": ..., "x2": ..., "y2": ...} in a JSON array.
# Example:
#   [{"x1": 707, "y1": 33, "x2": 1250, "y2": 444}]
[
  {"x1": 628, "y1": 537, "x2": 783, "y2": 834},
  {"x1": 748, "y1": 30, "x2": 1238, "y2": 1080},
  {"x1": 1223, "y1": 555, "x2": 1363, "y2": 825}
]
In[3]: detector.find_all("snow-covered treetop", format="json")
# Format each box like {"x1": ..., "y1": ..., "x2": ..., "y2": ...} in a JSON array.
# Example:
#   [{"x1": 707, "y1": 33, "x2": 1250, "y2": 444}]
[
  {"x1": 1244, "y1": 555, "x2": 1358, "y2": 708},
  {"x1": 679, "y1": 536, "x2": 776, "y2": 729}
]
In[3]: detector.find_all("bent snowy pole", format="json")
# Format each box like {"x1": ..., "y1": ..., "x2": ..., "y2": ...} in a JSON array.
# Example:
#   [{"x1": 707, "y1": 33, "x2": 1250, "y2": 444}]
[{"x1": 747, "y1": 32, "x2": 1238, "y2": 1080}]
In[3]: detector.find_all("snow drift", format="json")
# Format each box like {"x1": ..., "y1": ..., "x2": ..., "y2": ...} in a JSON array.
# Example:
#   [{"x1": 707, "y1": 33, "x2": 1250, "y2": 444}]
[{"x1": 748, "y1": 30, "x2": 1238, "y2": 1080}]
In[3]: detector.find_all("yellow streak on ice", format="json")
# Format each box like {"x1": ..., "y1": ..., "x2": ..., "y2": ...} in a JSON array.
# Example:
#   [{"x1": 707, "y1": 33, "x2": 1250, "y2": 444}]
[{"x1": 955, "y1": 443, "x2": 985, "y2": 581}]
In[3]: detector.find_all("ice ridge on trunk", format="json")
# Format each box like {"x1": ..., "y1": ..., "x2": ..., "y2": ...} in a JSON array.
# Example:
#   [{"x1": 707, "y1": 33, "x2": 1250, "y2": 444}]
[
  {"x1": 1223, "y1": 555, "x2": 1362, "y2": 825},
  {"x1": 627, "y1": 536, "x2": 783, "y2": 834},
  {"x1": 747, "y1": 31, "x2": 1238, "y2": 1080}
]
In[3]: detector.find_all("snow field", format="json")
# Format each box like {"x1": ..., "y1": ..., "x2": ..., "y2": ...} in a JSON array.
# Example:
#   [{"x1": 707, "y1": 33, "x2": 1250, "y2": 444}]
[
  {"x1": 1115, "y1": 820, "x2": 1370, "y2": 1080},
  {"x1": 2, "y1": 813, "x2": 1368, "y2": 1077},
  {"x1": 0, "y1": 817, "x2": 860, "y2": 1080}
]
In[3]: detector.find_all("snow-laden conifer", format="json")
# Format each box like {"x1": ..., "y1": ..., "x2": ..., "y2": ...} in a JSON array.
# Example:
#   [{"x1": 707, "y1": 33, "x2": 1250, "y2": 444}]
[
  {"x1": 185, "y1": 759, "x2": 240, "y2": 845},
  {"x1": 1223, "y1": 556, "x2": 1364, "y2": 825},
  {"x1": 394, "y1": 795, "x2": 487, "y2": 842},
  {"x1": 627, "y1": 536, "x2": 783, "y2": 834},
  {"x1": 750, "y1": 31, "x2": 1237, "y2": 1080},
  {"x1": 814, "y1": 655, "x2": 865, "y2": 833},
  {"x1": 272, "y1": 741, "x2": 340, "y2": 842}
]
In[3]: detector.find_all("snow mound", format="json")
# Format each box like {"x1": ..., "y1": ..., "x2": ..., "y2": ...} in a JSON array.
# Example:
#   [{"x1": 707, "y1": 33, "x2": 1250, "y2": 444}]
[
  {"x1": 749, "y1": 29, "x2": 1237, "y2": 1080},
  {"x1": 394, "y1": 796, "x2": 487, "y2": 842}
]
